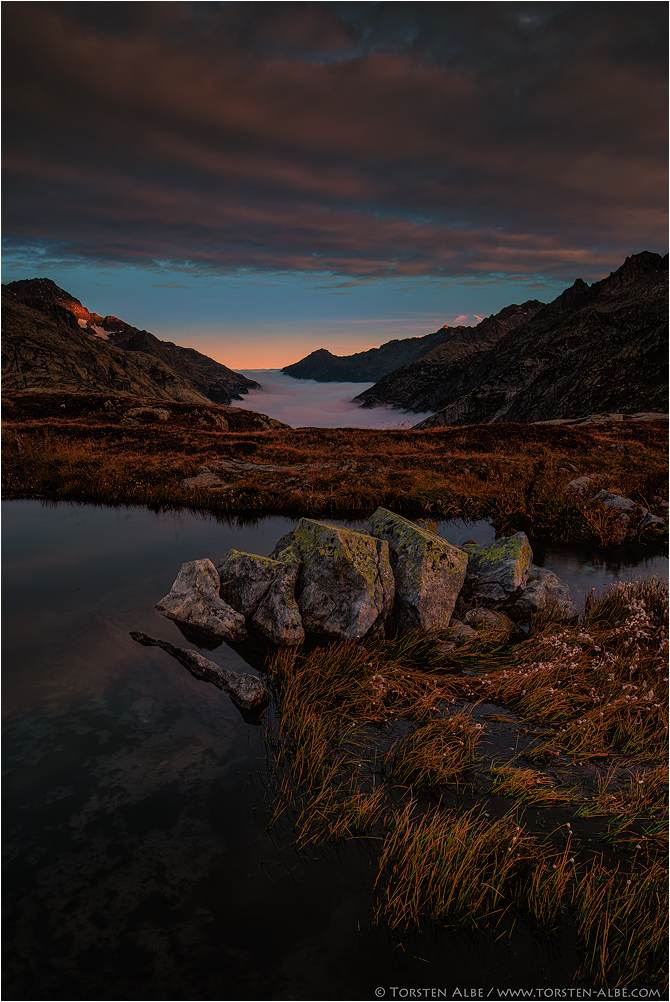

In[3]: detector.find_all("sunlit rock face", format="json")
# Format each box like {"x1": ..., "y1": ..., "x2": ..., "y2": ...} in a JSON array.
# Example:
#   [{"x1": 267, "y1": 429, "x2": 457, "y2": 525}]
[{"x1": 364, "y1": 507, "x2": 468, "y2": 631}]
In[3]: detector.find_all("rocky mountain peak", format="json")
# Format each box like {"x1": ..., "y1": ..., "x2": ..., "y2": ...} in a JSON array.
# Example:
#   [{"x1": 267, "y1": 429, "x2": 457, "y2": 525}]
[
  {"x1": 597, "y1": 250, "x2": 668, "y2": 293},
  {"x1": 4, "y1": 277, "x2": 93, "y2": 321}
]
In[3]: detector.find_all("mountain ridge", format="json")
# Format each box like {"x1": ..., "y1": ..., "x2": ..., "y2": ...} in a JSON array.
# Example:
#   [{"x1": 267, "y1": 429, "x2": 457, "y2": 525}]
[
  {"x1": 280, "y1": 325, "x2": 455, "y2": 382},
  {"x1": 357, "y1": 251, "x2": 669, "y2": 427},
  {"x1": 3, "y1": 278, "x2": 259, "y2": 405}
]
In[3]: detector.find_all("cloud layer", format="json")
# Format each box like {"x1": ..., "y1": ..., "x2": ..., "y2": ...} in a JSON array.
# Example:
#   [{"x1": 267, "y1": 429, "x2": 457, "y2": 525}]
[
  {"x1": 3, "y1": 2, "x2": 667, "y2": 281},
  {"x1": 234, "y1": 371, "x2": 432, "y2": 428}
]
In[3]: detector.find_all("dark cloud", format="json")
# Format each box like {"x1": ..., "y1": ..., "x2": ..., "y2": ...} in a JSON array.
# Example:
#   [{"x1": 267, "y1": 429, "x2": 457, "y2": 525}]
[{"x1": 2, "y1": 2, "x2": 667, "y2": 280}]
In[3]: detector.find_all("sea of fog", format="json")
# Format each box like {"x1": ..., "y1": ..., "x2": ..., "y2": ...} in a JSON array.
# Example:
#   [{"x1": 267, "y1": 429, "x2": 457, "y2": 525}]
[{"x1": 234, "y1": 369, "x2": 433, "y2": 428}]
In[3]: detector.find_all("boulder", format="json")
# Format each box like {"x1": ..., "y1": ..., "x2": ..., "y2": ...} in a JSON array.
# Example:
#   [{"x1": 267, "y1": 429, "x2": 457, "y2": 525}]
[
  {"x1": 289, "y1": 518, "x2": 394, "y2": 640},
  {"x1": 364, "y1": 507, "x2": 467, "y2": 630},
  {"x1": 130, "y1": 631, "x2": 268, "y2": 713},
  {"x1": 462, "y1": 531, "x2": 533, "y2": 604},
  {"x1": 564, "y1": 474, "x2": 608, "y2": 495},
  {"x1": 216, "y1": 549, "x2": 304, "y2": 645},
  {"x1": 439, "y1": 619, "x2": 479, "y2": 652},
  {"x1": 594, "y1": 490, "x2": 666, "y2": 541},
  {"x1": 155, "y1": 558, "x2": 247, "y2": 640},
  {"x1": 511, "y1": 565, "x2": 578, "y2": 621},
  {"x1": 464, "y1": 607, "x2": 516, "y2": 638}
]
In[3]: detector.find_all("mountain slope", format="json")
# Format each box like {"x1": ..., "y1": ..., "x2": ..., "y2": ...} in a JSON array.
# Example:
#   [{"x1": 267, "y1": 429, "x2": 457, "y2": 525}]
[
  {"x1": 1, "y1": 292, "x2": 210, "y2": 402},
  {"x1": 3, "y1": 278, "x2": 259, "y2": 405},
  {"x1": 280, "y1": 326, "x2": 455, "y2": 382},
  {"x1": 353, "y1": 300, "x2": 545, "y2": 412},
  {"x1": 353, "y1": 253, "x2": 668, "y2": 426}
]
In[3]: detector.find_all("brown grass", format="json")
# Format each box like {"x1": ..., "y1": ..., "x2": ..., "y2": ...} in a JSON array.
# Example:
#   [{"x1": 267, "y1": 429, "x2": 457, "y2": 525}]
[{"x1": 3, "y1": 390, "x2": 667, "y2": 545}]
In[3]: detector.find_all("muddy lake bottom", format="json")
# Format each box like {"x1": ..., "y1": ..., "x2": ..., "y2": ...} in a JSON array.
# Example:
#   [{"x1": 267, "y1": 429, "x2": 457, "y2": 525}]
[{"x1": 2, "y1": 501, "x2": 667, "y2": 1000}]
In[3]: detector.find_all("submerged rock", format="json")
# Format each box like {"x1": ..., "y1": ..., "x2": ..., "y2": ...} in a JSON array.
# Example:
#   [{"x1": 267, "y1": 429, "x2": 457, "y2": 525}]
[
  {"x1": 155, "y1": 558, "x2": 247, "y2": 640},
  {"x1": 364, "y1": 507, "x2": 467, "y2": 630},
  {"x1": 216, "y1": 548, "x2": 304, "y2": 645},
  {"x1": 289, "y1": 518, "x2": 394, "y2": 640},
  {"x1": 511, "y1": 565, "x2": 578, "y2": 621},
  {"x1": 462, "y1": 532, "x2": 533, "y2": 604},
  {"x1": 130, "y1": 631, "x2": 268, "y2": 713}
]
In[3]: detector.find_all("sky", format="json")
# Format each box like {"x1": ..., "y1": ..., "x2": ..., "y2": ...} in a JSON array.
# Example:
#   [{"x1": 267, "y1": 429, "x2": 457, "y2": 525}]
[{"x1": 2, "y1": 2, "x2": 667, "y2": 369}]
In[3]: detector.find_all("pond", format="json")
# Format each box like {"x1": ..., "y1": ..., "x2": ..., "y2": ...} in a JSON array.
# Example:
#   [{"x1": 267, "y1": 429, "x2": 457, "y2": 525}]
[{"x1": 3, "y1": 501, "x2": 667, "y2": 1000}]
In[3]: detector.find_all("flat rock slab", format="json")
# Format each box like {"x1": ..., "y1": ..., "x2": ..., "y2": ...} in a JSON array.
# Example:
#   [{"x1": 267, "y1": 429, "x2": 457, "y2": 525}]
[
  {"x1": 130, "y1": 631, "x2": 268, "y2": 713},
  {"x1": 365, "y1": 507, "x2": 467, "y2": 630},
  {"x1": 463, "y1": 531, "x2": 533, "y2": 604},
  {"x1": 180, "y1": 467, "x2": 236, "y2": 490},
  {"x1": 155, "y1": 558, "x2": 247, "y2": 640},
  {"x1": 288, "y1": 518, "x2": 394, "y2": 641},
  {"x1": 216, "y1": 548, "x2": 304, "y2": 645}
]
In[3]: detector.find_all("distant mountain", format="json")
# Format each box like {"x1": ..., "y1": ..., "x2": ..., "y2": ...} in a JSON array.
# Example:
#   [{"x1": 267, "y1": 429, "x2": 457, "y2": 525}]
[
  {"x1": 354, "y1": 252, "x2": 668, "y2": 426},
  {"x1": 354, "y1": 301, "x2": 544, "y2": 412},
  {"x1": 3, "y1": 278, "x2": 259, "y2": 405},
  {"x1": 281, "y1": 326, "x2": 455, "y2": 382}
]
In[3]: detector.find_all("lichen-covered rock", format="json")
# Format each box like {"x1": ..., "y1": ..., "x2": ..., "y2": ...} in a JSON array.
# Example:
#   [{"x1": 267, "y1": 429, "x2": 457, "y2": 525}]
[
  {"x1": 290, "y1": 518, "x2": 394, "y2": 640},
  {"x1": 511, "y1": 565, "x2": 578, "y2": 621},
  {"x1": 364, "y1": 507, "x2": 467, "y2": 630},
  {"x1": 216, "y1": 548, "x2": 304, "y2": 645},
  {"x1": 268, "y1": 530, "x2": 303, "y2": 566},
  {"x1": 155, "y1": 558, "x2": 247, "y2": 640},
  {"x1": 462, "y1": 531, "x2": 533, "y2": 604}
]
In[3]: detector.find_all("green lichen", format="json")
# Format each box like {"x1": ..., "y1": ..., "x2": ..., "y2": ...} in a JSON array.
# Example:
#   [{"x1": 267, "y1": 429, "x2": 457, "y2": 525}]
[{"x1": 294, "y1": 518, "x2": 387, "y2": 595}]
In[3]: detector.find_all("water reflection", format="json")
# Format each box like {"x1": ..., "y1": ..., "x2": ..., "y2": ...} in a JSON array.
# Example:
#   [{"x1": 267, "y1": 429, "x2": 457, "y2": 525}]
[{"x1": 2, "y1": 501, "x2": 667, "y2": 1000}]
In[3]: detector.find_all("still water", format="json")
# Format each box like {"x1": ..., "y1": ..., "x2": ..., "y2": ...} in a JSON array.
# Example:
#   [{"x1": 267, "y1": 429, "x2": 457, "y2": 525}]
[{"x1": 3, "y1": 502, "x2": 667, "y2": 1000}]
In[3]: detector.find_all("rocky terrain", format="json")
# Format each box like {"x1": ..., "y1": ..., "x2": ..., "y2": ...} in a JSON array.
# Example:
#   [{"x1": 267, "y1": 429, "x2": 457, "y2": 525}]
[
  {"x1": 281, "y1": 326, "x2": 455, "y2": 382},
  {"x1": 152, "y1": 509, "x2": 575, "y2": 652},
  {"x1": 2, "y1": 293, "x2": 211, "y2": 402},
  {"x1": 354, "y1": 252, "x2": 668, "y2": 425},
  {"x1": 3, "y1": 278, "x2": 259, "y2": 404}
]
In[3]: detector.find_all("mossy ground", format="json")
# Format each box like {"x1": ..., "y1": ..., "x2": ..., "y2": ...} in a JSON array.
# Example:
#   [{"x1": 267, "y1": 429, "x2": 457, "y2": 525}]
[{"x1": 3, "y1": 390, "x2": 668, "y2": 547}]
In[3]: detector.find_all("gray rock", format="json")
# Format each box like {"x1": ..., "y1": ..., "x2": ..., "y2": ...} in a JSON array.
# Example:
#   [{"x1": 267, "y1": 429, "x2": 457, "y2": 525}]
[
  {"x1": 593, "y1": 490, "x2": 665, "y2": 541},
  {"x1": 180, "y1": 466, "x2": 234, "y2": 490},
  {"x1": 462, "y1": 531, "x2": 533, "y2": 604},
  {"x1": 511, "y1": 564, "x2": 578, "y2": 621},
  {"x1": 464, "y1": 607, "x2": 515, "y2": 636},
  {"x1": 124, "y1": 406, "x2": 170, "y2": 422},
  {"x1": 439, "y1": 619, "x2": 479, "y2": 651},
  {"x1": 155, "y1": 558, "x2": 247, "y2": 640},
  {"x1": 252, "y1": 567, "x2": 305, "y2": 646},
  {"x1": 216, "y1": 549, "x2": 304, "y2": 645},
  {"x1": 564, "y1": 474, "x2": 607, "y2": 495},
  {"x1": 638, "y1": 510, "x2": 666, "y2": 534},
  {"x1": 593, "y1": 490, "x2": 639, "y2": 515},
  {"x1": 291, "y1": 518, "x2": 394, "y2": 640},
  {"x1": 365, "y1": 507, "x2": 467, "y2": 630},
  {"x1": 130, "y1": 631, "x2": 268, "y2": 713}
]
